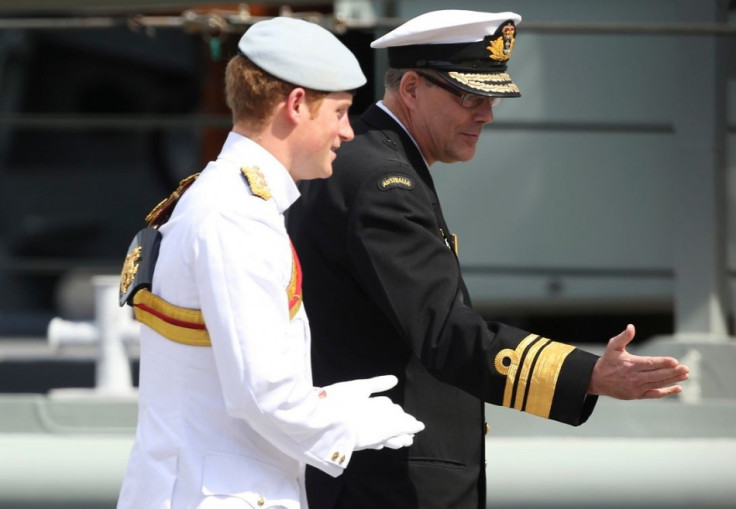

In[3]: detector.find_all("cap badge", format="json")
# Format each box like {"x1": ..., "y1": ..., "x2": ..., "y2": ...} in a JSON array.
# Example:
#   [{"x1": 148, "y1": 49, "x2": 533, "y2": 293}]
[
  {"x1": 241, "y1": 165, "x2": 272, "y2": 200},
  {"x1": 487, "y1": 22, "x2": 516, "y2": 62}
]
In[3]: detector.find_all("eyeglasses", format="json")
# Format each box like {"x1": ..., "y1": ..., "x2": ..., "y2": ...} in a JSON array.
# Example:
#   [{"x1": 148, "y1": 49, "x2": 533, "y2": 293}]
[{"x1": 416, "y1": 71, "x2": 502, "y2": 109}]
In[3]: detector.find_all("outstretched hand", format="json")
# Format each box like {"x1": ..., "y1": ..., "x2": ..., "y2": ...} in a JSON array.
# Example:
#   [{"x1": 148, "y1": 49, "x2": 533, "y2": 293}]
[{"x1": 587, "y1": 324, "x2": 689, "y2": 399}]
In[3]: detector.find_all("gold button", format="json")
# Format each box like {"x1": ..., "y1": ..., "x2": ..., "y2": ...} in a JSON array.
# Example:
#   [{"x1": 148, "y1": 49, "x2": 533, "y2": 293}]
[
  {"x1": 258, "y1": 496, "x2": 265, "y2": 506},
  {"x1": 331, "y1": 451, "x2": 339, "y2": 460},
  {"x1": 339, "y1": 455, "x2": 346, "y2": 465},
  {"x1": 484, "y1": 423, "x2": 490, "y2": 435}
]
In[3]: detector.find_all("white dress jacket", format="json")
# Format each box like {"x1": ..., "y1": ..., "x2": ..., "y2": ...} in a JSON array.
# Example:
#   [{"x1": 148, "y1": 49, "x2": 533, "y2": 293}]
[{"x1": 117, "y1": 133, "x2": 358, "y2": 509}]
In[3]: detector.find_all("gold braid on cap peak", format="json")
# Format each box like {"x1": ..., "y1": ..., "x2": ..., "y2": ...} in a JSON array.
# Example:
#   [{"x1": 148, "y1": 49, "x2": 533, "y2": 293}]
[
  {"x1": 448, "y1": 72, "x2": 520, "y2": 94},
  {"x1": 145, "y1": 173, "x2": 200, "y2": 227}
]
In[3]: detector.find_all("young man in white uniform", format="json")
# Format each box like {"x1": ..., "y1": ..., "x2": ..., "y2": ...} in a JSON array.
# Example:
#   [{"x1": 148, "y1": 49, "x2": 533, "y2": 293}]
[{"x1": 116, "y1": 17, "x2": 424, "y2": 509}]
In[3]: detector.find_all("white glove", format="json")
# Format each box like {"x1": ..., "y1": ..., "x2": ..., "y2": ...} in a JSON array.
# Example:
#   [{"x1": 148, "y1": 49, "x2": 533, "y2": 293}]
[
  {"x1": 382, "y1": 433, "x2": 416, "y2": 450},
  {"x1": 319, "y1": 375, "x2": 424, "y2": 451}
]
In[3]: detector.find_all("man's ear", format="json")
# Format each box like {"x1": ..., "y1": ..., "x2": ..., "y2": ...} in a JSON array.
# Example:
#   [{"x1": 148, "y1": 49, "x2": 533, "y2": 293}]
[
  {"x1": 285, "y1": 87, "x2": 307, "y2": 124},
  {"x1": 400, "y1": 71, "x2": 420, "y2": 106}
]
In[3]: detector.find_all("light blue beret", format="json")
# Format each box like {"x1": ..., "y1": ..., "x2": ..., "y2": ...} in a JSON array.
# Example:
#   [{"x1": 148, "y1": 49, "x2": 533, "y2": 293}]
[{"x1": 238, "y1": 17, "x2": 366, "y2": 92}]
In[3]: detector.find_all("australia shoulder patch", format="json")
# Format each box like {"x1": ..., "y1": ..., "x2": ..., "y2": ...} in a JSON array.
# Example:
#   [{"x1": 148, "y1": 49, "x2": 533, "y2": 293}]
[
  {"x1": 377, "y1": 173, "x2": 414, "y2": 191},
  {"x1": 241, "y1": 165, "x2": 272, "y2": 200}
]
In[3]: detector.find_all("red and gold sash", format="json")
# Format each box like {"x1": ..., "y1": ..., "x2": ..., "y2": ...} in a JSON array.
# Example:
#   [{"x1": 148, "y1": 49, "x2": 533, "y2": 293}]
[{"x1": 134, "y1": 243, "x2": 303, "y2": 347}]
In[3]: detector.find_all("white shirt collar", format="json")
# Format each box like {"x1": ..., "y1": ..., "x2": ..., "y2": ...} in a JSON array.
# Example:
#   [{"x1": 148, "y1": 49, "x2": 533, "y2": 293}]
[{"x1": 217, "y1": 131, "x2": 301, "y2": 213}]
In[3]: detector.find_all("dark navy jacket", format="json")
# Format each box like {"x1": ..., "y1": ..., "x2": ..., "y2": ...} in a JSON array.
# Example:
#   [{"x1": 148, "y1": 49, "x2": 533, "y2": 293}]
[{"x1": 288, "y1": 104, "x2": 598, "y2": 509}]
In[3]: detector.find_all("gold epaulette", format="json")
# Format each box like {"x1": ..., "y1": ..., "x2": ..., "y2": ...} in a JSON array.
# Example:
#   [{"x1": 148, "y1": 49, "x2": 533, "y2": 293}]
[
  {"x1": 144, "y1": 173, "x2": 200, "y2": 227},
  {"x1": 241, "y1": 166, "x2": 272, "y2": 200}
]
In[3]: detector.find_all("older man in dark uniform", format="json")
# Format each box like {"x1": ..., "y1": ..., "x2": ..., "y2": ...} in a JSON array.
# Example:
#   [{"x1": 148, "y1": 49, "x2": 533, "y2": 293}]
[{"x1": 287, "y1": 9, "x2": 689, "y2": 509}]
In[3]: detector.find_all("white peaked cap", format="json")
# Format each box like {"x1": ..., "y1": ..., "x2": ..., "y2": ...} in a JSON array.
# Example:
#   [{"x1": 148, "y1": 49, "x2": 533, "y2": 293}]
[{"x1": 371, "y1": 10, "x2": 523, "y2": 98}]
